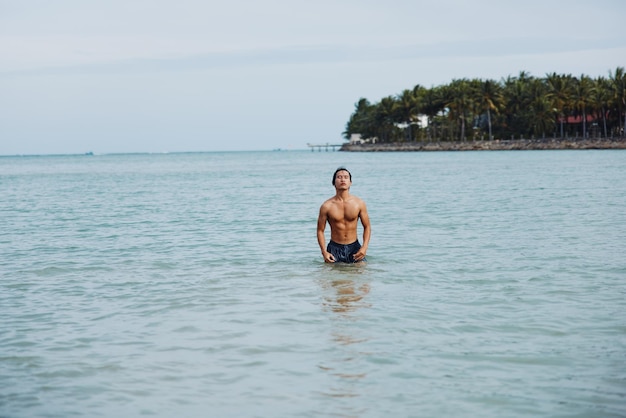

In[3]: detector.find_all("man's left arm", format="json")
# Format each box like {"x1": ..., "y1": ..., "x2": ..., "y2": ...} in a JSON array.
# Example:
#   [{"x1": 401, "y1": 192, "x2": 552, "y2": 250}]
[{"x1": 353, "y1": 201, "x2": 371, "y2": 261}]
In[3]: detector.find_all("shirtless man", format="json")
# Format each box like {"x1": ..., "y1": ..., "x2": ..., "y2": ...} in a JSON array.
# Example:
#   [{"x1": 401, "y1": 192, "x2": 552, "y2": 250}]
[{"x1": 317, "y1": 167, "x2": 371, "y2": 263}]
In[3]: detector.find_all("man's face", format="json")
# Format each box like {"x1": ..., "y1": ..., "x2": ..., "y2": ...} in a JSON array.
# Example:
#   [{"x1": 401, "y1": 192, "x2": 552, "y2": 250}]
[{"x1": 334, "y1": 170, "x2": 351, "y2": 189}]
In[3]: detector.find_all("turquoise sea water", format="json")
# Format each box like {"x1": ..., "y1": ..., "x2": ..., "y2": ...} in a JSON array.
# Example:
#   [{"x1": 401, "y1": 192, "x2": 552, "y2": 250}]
[{"x1": 1, "y1": 150, "x2": 625, "y2": 417}]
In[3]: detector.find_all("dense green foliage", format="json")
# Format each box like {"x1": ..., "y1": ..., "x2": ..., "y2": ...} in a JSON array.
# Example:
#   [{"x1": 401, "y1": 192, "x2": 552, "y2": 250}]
[{"x1": 344, "y1": 67, "x2": 626, "y2": 142}]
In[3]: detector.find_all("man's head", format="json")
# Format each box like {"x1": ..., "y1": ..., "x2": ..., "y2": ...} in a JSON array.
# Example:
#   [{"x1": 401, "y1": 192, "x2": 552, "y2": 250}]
[{"x1": 332, "y1": 167, "x2": 352, "y2": 186}]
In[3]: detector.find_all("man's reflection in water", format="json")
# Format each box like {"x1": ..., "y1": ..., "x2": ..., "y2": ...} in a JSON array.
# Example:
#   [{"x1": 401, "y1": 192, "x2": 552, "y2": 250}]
[
  {"x1": 317, "y1": 265, "x2": 372, "y2": 405},
  {"x1": 323, "y1": 278, "x2": 371, "y2": 315}
]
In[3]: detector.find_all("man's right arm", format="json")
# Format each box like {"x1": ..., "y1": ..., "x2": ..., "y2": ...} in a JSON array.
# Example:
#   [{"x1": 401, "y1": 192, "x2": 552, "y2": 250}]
[{"x1": 317, "y1": 204, "x2": 335, "y2": 263}]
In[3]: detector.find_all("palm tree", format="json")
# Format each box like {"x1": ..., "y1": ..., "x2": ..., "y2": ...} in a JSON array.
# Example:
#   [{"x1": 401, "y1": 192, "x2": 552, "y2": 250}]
[
  {"x1": 590, "y1": 76, "x2": 611, "y2": 138},
  {"x1": 374, "y1": 96, "x2": 398, "y2": 142},
  {"x1": 609, "y1": 66, "x2": 626, "y2": 136},
  {"x1": 445, "y1": 79, "x2": 473, "y2": 141},
  {"x1": 502, "y1": 71, "x2": 534, "y2": 138},
  {"x1": 546, "y1": 72, "x2": 574, "y2": 138},
  {"x1": 475, "y1": 78, "x2": 503, "y2": 140},
  {"x1": 421, "y1": 86, "x2": 446, "y2": 141},
  {"x1": 529, "y1": 95, "x2": 554, "y2": 138},
  {"x1": 526, "y1": 77, "x2": 550, "y2": 138},
  {"x1": 572, "y1": 75, "x2": 593, "y2": 138},
  {"x1": 344, "y1": 98, "x2": 376, "y2": 140},
  {"x1": 393, "y1": 89, "x2": 419, "y2": 141},
  {"x1": 411, "y1": 84, "x2": 427, "y2": 141}
]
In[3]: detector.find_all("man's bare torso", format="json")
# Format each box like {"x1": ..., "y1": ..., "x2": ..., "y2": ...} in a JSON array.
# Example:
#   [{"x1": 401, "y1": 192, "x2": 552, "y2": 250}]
[{"x1": 323, "y1": 195, "x2": 362, "y2": 244}]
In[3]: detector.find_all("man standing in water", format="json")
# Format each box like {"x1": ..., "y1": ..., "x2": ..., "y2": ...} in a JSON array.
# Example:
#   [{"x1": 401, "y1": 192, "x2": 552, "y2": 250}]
[{"x1": 317, "y1": 167, "x2": 371, "y2": 263}]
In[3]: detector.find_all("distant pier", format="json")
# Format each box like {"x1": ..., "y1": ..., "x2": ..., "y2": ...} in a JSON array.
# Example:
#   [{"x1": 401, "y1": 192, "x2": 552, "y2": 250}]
[{"x1": 307, "y1": 143, "x2": 343, "y2": 152}]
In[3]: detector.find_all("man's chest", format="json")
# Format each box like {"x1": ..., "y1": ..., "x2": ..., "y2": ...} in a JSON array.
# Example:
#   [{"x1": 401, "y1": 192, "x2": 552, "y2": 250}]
[{"x1": 328, "y1": 203, "x2": 359, "y2": 222}]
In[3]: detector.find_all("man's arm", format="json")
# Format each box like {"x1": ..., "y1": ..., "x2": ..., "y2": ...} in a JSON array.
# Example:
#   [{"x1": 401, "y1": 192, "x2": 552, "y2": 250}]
[
  {"x1": 317, "y1": 204, "x2": 335, "y2": 263},
  {"x1": 353, "y1": 201, "x2": 371, "y2": 261}
]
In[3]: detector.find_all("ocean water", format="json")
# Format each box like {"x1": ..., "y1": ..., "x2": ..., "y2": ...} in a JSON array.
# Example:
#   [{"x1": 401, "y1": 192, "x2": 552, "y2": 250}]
[{"x1": 1, "y1": 150, "x2": 625, "y2": 418}]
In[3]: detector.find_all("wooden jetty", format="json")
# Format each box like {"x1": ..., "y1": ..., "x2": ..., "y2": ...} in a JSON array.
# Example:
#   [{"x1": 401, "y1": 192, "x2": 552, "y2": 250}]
[{"x1": 307, "y1": 143, "x2": 343, "y2": 152}]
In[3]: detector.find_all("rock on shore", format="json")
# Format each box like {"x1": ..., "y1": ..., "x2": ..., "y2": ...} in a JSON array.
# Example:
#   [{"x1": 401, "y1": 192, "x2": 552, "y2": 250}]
[{"x1": 340, "y1": 138, "x2": 626, "y2": 152}]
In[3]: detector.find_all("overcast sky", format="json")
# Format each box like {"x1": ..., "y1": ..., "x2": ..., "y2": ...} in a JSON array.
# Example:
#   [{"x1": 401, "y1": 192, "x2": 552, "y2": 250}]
[{"x1": 1, "y1": 0, "x2": 625, "y2": 155}]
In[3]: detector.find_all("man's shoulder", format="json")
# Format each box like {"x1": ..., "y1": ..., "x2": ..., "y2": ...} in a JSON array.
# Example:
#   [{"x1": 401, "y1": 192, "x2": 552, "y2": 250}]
[
  {"x1": 349, "y1": 195, "x2": 366, "y2": 205},
  {"x1": 320, "y1": 197, "x2": 336, "y2": 209}
]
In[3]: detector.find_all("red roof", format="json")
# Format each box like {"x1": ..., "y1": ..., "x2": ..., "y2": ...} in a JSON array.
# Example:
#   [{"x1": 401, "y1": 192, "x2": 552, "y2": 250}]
[{"x1": 558, "y1": 113, "x2": 605, "y2": 124}]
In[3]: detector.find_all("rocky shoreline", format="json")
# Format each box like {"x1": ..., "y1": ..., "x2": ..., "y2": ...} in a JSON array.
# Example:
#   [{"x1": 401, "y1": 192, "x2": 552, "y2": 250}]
[{"x1": 340, "y1": 137, "x2": 626, "y2": 152}]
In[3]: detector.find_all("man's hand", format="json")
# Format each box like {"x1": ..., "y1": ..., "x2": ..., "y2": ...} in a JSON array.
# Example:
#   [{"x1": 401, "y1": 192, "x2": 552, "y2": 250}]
[
  {"x1": 353, "y1": 248, "x2": 367, "y2": 262},
  {"x1": 322, "y1": 251, "x2": 336, "y2": 263}
]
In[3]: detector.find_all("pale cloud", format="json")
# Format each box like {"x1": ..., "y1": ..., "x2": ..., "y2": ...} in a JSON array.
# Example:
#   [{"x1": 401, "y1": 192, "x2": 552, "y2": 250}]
[{"x1": 3, "y1": 0, "x2": 622, "y2": 72}]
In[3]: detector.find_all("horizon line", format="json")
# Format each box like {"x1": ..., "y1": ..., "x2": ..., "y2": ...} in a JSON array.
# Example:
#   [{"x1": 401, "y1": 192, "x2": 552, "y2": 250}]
[{"x1": 0, "y1": 148, "x2": 317, "y2": 158}]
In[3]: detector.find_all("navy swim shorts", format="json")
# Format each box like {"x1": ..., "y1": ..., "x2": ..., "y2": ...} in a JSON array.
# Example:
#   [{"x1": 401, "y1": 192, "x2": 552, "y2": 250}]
[{"x1": 327, "y1": 240, "x2": 366, "y2": 263}]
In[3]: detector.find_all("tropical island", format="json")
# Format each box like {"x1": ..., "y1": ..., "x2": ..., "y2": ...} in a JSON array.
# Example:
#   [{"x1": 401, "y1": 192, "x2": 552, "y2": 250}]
[{"x1": 340, "y1": 67, "x2": 626, "y2": 151}]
